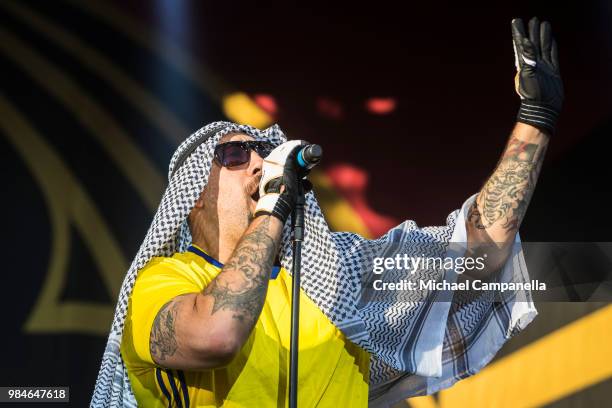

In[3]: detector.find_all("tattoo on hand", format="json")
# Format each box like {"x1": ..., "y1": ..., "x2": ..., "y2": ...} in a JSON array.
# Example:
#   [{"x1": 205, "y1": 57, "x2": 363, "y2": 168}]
[
  {"x1": 474, "y1": 135, "x2": 548, "y2": 232},
  {"x1": 203, "y1": 216, "x2": 276, "y2": 326},
  {"x1": 150, "y1": 299, "x2": 180, "y2": 364}
]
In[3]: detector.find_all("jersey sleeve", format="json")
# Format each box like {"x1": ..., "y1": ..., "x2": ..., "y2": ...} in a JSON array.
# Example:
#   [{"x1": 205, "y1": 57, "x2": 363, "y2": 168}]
[{"x1": 121, "y1": 257, "x2": 212, "y2": 368}]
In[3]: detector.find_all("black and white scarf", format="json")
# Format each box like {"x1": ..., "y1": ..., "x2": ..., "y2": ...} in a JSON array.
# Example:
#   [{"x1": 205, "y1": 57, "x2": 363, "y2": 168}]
[{"x1": 91, "y1": 121, "x2": 537, "y2": 407}]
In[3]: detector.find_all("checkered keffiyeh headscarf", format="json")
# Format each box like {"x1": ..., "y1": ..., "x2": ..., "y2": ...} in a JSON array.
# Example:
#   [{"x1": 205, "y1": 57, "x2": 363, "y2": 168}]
[{"x1": 91, "y1": 121, "x2": 537, "y2": 407}]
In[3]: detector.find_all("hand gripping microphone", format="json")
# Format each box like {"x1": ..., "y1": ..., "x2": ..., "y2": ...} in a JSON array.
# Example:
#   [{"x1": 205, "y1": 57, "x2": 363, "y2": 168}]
[{"x1": 296, "y1": 144, "x2": 323, "y2": 169}]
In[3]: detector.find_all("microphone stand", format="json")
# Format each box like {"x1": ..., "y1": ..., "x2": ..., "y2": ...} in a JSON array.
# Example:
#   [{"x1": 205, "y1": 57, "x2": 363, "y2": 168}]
[
  {"x1": 288, "y1": 181, "x2": 305, "y2": 408},
  {"x1": 288, "y1": 144, "x2": 321, "y2": 408}
]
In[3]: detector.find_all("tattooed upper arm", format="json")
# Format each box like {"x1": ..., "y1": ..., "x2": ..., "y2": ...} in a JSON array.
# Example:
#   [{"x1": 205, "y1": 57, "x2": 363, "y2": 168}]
[
  {"x1": 150, "y1": 297, "x2": 182, "y2": 365},
  {"x1": 148, "y1": 292, "x2": 239, "y2": 370}
]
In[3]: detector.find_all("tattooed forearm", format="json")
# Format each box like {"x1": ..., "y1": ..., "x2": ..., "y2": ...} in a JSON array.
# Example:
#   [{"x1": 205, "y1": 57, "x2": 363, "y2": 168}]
[
  {"x1": 150, "y1": 299, "x2": 180, "y2": 363},
  {"x1": 203, "y1": 216, "x2": 278, "y2": 327},
  {"x1": 471, "y1": 126, "x2": 549, "y2": 235}
]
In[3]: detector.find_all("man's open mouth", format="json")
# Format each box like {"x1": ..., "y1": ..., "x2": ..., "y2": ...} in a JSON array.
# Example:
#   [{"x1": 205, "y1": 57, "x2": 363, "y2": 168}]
[{"x1": 251, "y1": 190, "x2": 260, "y2": 202}]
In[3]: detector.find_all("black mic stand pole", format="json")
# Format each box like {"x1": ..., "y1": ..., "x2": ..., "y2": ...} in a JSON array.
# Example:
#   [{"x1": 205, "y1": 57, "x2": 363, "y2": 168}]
[{"x1": 288, "y1": 181, "x2": 305, "y2": 408}]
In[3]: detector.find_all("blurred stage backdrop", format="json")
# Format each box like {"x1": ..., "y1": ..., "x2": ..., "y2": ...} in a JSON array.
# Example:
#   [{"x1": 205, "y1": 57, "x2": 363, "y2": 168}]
[{"x1": 1, "y1": 0, "x2": 612, "y2": 406}]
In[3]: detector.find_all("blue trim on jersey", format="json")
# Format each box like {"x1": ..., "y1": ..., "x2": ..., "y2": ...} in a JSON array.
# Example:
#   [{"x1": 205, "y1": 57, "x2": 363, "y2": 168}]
[
  {"x1": 156, "y1": 368, "x2": 172, "y2": 408},
  {"x1": 188, "y1": 245, "x2": 223, "y2": 268},
  {"x1": 165, "y1": 369, "x2": 184, "y2": 408},
  {"x1": 177, "y1": 370, "x2": 190, "y2": 408},
  {"x1": 188, "y1": 244, "x2": 281, "y2": 279}
]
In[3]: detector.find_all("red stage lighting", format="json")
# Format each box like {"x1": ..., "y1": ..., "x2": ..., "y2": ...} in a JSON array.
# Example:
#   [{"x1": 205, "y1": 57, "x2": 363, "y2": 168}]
[
  {"x1": 316, "y1": 97, "x2": 344, "y2": 119},
  {"x1": 365, "y1": 97, "x2": 397, "y2": 115},
  {"x1": 253, "y1": 93, "x2": 278, "y2": 115}
]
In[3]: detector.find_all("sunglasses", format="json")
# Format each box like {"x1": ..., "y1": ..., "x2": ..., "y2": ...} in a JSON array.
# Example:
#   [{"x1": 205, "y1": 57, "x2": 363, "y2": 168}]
[{"x1": 214, "y1": 140, "x2": 275, "y2": 168}]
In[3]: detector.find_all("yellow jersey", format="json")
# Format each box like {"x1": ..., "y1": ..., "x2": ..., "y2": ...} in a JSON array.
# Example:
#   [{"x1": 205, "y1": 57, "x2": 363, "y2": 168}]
[{"x1": 120, "y1": 244, "x2": 370, "y2": 407}]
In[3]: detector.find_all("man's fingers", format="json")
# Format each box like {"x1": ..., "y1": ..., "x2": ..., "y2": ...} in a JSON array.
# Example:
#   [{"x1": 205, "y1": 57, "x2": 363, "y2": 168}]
[
  {"x1": 511, "y1": 18, "x2": 526, "y2": 69},
  {"x1": 540, "y1": 21, "x2": 553, "y2": 64},
  {"x1": 551, "y1": 39, "x2": 560, "y2": 73},
  {"x1": 512, "y1": 18, "x2": 527, "y2": 39},
  {"x1": 511, "y1": 18, "x2": 527, "y2": 48},
  {"x1": 521, "y1": 37, "x2": 537, "y2": 66},
  {"x1": 528, "y1": 17, "x2": 541, "y2": 59}
]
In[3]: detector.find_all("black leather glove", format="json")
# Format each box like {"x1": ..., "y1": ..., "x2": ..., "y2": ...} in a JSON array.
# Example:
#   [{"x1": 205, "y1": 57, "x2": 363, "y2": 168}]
[
  {"x1": 255, "y1": 140, "x2": 311, "y2": 223},
  {"x1": 512, "y1": 17, "x2": 564, "y2": 134}
]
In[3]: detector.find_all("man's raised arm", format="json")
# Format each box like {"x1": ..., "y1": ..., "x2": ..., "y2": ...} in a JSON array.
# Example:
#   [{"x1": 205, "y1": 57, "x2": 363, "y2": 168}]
[{"x1": 465, "y1": 17, "x2": 563, "y2": 275}]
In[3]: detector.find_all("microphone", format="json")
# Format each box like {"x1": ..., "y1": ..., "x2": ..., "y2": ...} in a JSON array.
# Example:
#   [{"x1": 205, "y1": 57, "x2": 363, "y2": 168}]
[{"x1": 296, "y1": 144, "x2": 323, "y2": 169}]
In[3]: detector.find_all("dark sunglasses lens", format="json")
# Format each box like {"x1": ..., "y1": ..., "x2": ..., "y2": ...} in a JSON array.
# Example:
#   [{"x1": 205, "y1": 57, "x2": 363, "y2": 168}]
[
  {"x1": 218, "y1": 144, "x2": 249, "y2": 167},
  {"x1": 255, "y1": 143, "x2": 274, "y2": 158}
]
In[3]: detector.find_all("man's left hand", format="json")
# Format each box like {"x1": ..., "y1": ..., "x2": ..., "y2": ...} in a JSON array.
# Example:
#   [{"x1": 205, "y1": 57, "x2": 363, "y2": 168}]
[{"x1": 512, "y1": 17, "x2": 564, "y2": 135}]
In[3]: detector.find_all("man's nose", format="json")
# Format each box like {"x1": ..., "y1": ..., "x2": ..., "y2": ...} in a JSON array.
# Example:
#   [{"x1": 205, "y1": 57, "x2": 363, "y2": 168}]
[{"x1": 248, "y1": 150, "x2": 263, "y2": 176}]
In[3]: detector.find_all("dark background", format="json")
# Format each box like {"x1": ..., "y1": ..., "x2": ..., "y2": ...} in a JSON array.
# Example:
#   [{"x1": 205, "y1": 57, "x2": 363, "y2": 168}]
[{"x1": 1, "y1": 0, "x2": 611, "y2": 406}]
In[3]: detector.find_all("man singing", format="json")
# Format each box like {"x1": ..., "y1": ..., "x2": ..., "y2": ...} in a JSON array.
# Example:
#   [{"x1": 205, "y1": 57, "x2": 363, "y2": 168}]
[{"x1": 91, "y1": 17, "x2": 562, "y2": 407}]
